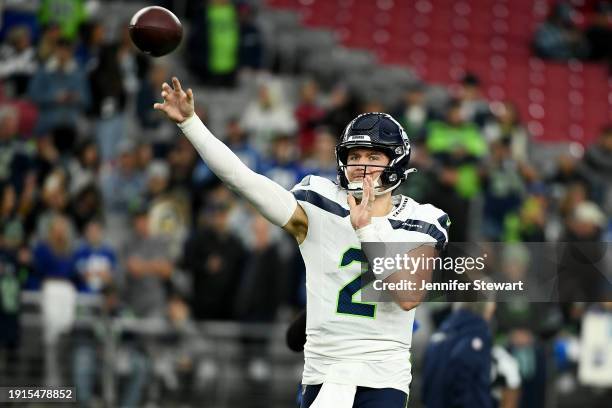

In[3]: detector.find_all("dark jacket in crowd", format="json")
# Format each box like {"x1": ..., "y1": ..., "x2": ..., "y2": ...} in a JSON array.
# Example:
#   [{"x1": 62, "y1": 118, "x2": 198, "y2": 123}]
[
  {"x1": 181, "y1": 227, "x2": 246, "y2": 320},
  {"x1": 422, "y1": 309, "x2": 493, "y2": 408}
]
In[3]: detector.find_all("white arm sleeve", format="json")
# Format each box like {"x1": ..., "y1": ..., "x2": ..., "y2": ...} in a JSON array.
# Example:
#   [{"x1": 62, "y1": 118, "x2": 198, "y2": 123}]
[{"x1": 178, "y1": 114, "x2": 297, "y2": 227}]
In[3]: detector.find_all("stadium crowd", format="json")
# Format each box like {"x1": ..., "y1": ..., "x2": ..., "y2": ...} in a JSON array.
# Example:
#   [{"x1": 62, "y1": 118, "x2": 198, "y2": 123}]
[{"x1": 0, "y1": 1, "x2": 610, "y2": 407}]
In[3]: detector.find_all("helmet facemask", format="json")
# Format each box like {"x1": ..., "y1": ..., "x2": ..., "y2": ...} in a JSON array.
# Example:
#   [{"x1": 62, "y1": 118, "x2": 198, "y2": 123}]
[{"x1": 336, "y1": 144, "x2": 415, "y2": 199}]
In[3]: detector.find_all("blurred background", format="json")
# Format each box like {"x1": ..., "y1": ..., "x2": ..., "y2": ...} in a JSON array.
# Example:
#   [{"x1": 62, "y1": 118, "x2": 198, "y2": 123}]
[{"x1": 0, "y1": 0, "x2": 610, "y2": 407}]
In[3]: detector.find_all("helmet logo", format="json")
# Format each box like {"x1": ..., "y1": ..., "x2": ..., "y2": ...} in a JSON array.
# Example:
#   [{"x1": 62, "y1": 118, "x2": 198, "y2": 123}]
[
  {"x1": 395, "y1": 147, "x2": 403, "y2": 154},
  {"x1": 347, "y1": 135, "x2": 371, "y2": 142},
  {"x1": 389, "y1": 174, "x2": 397, "y2": 182}
]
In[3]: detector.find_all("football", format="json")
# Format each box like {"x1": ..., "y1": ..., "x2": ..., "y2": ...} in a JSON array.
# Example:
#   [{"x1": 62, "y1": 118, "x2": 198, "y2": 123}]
[{"x1": 128, "y1": 6, "x2": 182, "y2": 57}]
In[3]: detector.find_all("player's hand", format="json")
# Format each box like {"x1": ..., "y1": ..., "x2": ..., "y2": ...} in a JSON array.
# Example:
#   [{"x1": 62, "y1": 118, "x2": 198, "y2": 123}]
[
  {"x1": 347, "y1": 175, "x2": 375, "y2": 230},
  {"x1": 153, "y1": 77, "x2": 194, "y2": 123}
]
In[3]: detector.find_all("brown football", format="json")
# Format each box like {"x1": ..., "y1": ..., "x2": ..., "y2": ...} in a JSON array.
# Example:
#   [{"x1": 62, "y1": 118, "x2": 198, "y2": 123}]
[{"x1": 128, "y1": 6, "x2": 182, "y2": 57}]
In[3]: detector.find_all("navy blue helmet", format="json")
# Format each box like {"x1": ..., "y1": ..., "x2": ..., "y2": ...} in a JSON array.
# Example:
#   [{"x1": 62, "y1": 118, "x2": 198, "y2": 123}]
[{"x1": 335, "y1": 112, "x2": 414, "y2": 195}]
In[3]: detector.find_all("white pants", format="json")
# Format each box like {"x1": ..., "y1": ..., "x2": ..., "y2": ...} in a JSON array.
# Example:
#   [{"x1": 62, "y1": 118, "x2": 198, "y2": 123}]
[{"x1": 41, "y1": 279, "x2": 77, "y2": 345}]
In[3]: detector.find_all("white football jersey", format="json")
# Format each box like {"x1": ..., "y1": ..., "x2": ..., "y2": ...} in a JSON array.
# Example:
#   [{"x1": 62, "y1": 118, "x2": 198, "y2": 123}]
[{"x1": 291, "y1": 175, "x2": 449, "y2": 395}]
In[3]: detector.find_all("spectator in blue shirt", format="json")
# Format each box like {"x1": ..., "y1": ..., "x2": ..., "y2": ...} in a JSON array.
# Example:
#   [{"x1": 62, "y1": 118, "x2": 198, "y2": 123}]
[
  {"x1": 261, "y1": 134, "x2": 305, "y2": 190},
  {"x1": 30, "y1": 214, "x2": 76, "y2": 289},
  {"x1": 72, "y1": 219, "x2": 117, "y2": 293}
]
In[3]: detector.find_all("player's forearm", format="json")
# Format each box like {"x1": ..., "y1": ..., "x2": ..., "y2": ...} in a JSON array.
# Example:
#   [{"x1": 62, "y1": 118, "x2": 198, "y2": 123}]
[{"x1": 178, "y1": 114, "x2": 297, "y2": 227}]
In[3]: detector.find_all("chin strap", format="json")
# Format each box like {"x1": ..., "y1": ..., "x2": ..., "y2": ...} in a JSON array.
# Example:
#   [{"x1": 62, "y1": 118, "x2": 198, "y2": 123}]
[{"x1": 346, "y1": 168, "x2": 418, "y2": 198}]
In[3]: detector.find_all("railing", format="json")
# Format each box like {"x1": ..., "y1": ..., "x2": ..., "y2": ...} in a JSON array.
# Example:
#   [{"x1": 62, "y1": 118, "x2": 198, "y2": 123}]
[{"x1": 2, "y1": 291, "x2": 303, "y2": 408}]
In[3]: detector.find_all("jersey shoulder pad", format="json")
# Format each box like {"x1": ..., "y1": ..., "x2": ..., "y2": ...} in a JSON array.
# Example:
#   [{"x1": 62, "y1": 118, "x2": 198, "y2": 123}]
[{"x1": 290, "y1": 175, "x2": 348, "y2": 218}]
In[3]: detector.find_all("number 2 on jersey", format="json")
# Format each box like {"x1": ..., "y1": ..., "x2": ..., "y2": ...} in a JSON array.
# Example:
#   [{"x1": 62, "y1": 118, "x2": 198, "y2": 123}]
[{"x1": 336, "y1": 247, "x2": 376, "y2": 318}]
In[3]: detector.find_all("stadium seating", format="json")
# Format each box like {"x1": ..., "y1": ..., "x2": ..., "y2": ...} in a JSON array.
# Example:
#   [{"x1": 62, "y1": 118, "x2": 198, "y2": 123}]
[{"x1": 266, "y1": 0, "x2": 611, "y2": 145}]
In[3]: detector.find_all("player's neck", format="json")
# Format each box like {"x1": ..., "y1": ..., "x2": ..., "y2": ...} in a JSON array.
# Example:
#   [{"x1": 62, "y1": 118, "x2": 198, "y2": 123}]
[{"x1": 371, "y1": 193, "x2": 394, "y2": 217}]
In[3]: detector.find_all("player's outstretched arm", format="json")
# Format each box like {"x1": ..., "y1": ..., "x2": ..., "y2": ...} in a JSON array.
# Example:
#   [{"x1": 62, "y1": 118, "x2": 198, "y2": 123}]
[{"x1": 154, "y1": 77, "x2": 308, "y2": 242}]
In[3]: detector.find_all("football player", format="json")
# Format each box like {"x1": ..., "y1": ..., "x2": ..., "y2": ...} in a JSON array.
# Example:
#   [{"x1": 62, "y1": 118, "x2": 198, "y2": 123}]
[{"x1": 155, "y1": 77, "x2": 449, "y2": 408}]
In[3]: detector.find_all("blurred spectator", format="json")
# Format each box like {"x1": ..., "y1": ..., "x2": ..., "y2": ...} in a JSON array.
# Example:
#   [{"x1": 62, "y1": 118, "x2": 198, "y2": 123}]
[
  {"x1": 225, "y1": 117, "x2": 262, "y2": 172},
  {"x1": 137, "y1": 62, "x2": 168, "y2": 130},
  {"x1": 391, "y1": 82, "x2": 433, "y2": 141},
  {"x1": 32, "y1": 213, "x2": 76, "y2": 288},
  {"x1": 34, "y1": 169, "x2": 74, "y2": 240},
  {"x1": 302, "y1": 127, "x2": 337, "y2": 181},
  {"x1": 321, "y1": 83, "x2": 359, "y2": 138},
  {"x1": 36, "y1": 23, "x2": 62, "y2": 62},
  {"x1": 166, "y1": 137, "x2": 197, "y2": 193},
  {"x1": 186, "y1": 0, "x2": 239, "y2": 87},
  {"x1": 89, "y1": 44, "x2": 128, "y2": 161},
  {"x1": 117, "y1": 22, "x2": 150, "y2": 98},
  {"x1": 575, "y1": 302, "x2": 612, "y2": 405},
  {"x1": 0, "y1": 185, "x2": 26, "y2": 384},
  {"x1": 584, "y1": 2, "x2": 612, "y2": 62},
  {"x1": 456, "y1": 73, "x2": 491, "y2": 127},
  {"x1": 100, "y1": 140, "x2": 146, "y2": 217},
  {"x1": 235, "y1": 214, "x2": 286, "y2": 387},
  {"x1": 72, "y1": 283, "x2": 150, "y2": 408},
  {"x1": 27, "y1": 37, "x2": 90, "y2": 139},
  {"x1": 238, "y1": 3, "x2": 264, "y2": 72},
  {"x1": 181, "y1": 185, "x2": 246, "y2": 320},
  {"x1": 558, "y1": 201, "x2": 609, "y2": 301},
  {"x1": 99, "y1": 139, "x2": 146, "y2": 248},
  {"x1": 153, "y1": 294, "x2": 206, "y2": 404},
  {"x1": 73, "y1": 219, "x2": 117, "y2": 293},
  {"x1": 67, "y1": 139, "x2": 100, "y2": 197},
  {"x1": 261, "y1": 134, "x2": 304, "y2": 190},
  {"x1": 136, "y1": 62, "x2": 175, "y2": 147},
  {"x1": 505, "y1": 188, "x2": 549, "y2": 242},
  {"x1": 481, "y1": 141, "x2": 527, "y2": 240},
  {"x1": 0, "y1": 25, "x2": 37, "y2": 97},
  {"x1": 37, "y1": 0, "x2": 88, "y2": 40},
  {"x1": 533, "y1": 2, "x2": 589, "y2": 60},
  {"x1": 146, "y1": 160, "x2": 191, "y2": 260},
  {"x1": 484, "y1": 101, "x2": 530, "y2": 163},
  {"x1": 581, "y1": 126, "x2": 612, "y2": 211},
  {"x1": 491, "y1": 345, "x2": 521, "y2": 408},
  {"x1": 558, "y1": 183, "x2": 592, "y2": 237},
  {"x1": 241, "y1": 81, "x2": 297, "y2": 152},
  {"x1": 0, "y1": 244, "x2": 22, "y2": 385},
  {"x1": 426, "y1": 100, "x2": 487, "y2": 241},
  {"x1": 33, "y1": 214, "x2": 78, "y2": 386},
  {"x1": 294, "y1": 79, "x2": 326, "y2": 156},
  {"x1": 507, "y1": 329, "x2": 548, "y2": 408},
  {"x1": 0, "y1": 105, "x2": 30, "y2": 191},
  {"x1": 548, "y1": 154, "x2": 592, "y2": 208},
  {"x1": 75, "y1": 20, "x2": 105, "y2": 71},
  {"x1": 235, "y1": 214, "x2": 286, "y2": 323},
  {"x1": 422, "y1": 302, "x2": 496, "y2": 408},
  {"x1": 68, "y1": 183, "x2": 103, "y2": 234},
  {"x1": 123, "y1": 209, "x2": 173, "y2": 318}
]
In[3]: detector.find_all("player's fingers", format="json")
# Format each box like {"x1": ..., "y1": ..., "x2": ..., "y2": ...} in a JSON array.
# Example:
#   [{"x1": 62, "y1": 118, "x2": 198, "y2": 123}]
[
  {"x1": 161, "y1": 91, "x2": 168, "y2": 99},
  {"x1": 162, "y1": 82, "x2": 172, "y2": 92},
  {"x1": 186, "y1": 88, "x2": 194, "y2": 102},
  {"x1": 347, "y1": 193, "x2": 357, "y2": 209},
  {"x1": 153, "y1": 103, "x2": 164, "y2": 110},
  {"x1": 361, "y1": 179, "x2": 370, "y2": 208},
  {"x1": 172, "y1": 77, "x2": 182, "y2": 92},
  {"x1": 367, "y1": 176, "x2": 375, "y2": 202}
]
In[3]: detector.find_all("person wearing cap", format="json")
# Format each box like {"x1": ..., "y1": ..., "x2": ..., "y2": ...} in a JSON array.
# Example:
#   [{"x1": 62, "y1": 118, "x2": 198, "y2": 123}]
[{"x1": 558, "y1": 201, "x2": 610, "y2": 302}]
